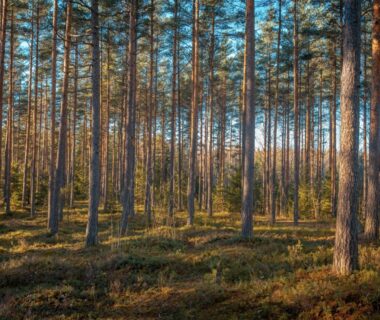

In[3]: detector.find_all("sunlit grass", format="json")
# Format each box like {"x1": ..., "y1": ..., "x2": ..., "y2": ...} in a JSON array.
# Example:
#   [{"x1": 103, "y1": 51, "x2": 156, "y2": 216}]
[{"x1": 1, "y1": 206, "x2": 380, "y2": 319}]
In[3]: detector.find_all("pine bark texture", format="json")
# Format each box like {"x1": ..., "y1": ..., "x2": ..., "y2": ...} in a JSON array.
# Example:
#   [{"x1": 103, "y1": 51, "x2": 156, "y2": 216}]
[
  {"x1": 241, "y1": 0, "x2": 255, "y2": 239},
  {"x1": 333, "y1": 0, "x2": 361, "y2": 275},
  {"x1": 120, "y1": 0, "x2": 138, "y2": 235},
  {"x1": 86, "y1": 0, "x2": 101, "y2": 247},
  {"x1": 187, "y1": 0, "x2": 199, "y2": 226},
  {"x1": 364, "y1": 0, "x2": 380, "y2": 240}
]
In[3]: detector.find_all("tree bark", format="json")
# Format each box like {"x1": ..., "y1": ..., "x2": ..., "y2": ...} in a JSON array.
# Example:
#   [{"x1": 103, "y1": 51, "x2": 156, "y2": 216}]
[
  {"x1": 316, "y1": 70, "x2": 323, "y2": 219},
  {"x1": 177, "y1": 40, "x2": 182, "y2": 211},
  {"x1": 293, "y1": 0, "x2": 300, "y2": 225},
  {"x1": 49, "y1": 0, "x2": 72, "y2": 229},
  {"x1": 47, "y1": 0, "x2": 58, "y2": 233},
  {"x1": 364, "y1": 0, "x2": 380, "y2": 240},
  {"x1": 207, "y1": 5, "x2": 215, "y2": 218},
  {"x1": 269, "y1": 0, "x2": 281, "y2": 225},
  {"x1": 168, "y1": 0, "x2": 177, "y2": 222},
  {"x1": 86, "y1": 0, "x2": 101, "y2": 246},
  {"x1": 22, "y1": 7, "x2": 33, "y2": 207},
  {"x1": 103, "y1": 30, "x2": 111, "y2": 211},
  {"x1": 362, "y1": 29, "x2": 368, "y2": 219},
  {"x1": 241, "y1": 0, "x2": 255, "y2": 239},
  {"x1": 0, "y1": 0, "x2": 7, "y2": 191},
  {"x1": 144, "y1": 0, "x2": 155, "y2": 226},
  {"x1": 4, "y1": 8, "x2": 13, "y2": 215},
  {"x1": 333, "y1": 0, "x2": 361, "y2": 275},
  {"x1": 30, "y1": 5, "x2": 39, "y2": 217},
  {"x1": 120, "y1": 0, "x2": 137, "y2": 235},
  {"x1": 187, "y1": 0, "x2": 199, "y2": 226},
  {"x1": 70, "y1": 43, "x2": 78, "y2": 208}
]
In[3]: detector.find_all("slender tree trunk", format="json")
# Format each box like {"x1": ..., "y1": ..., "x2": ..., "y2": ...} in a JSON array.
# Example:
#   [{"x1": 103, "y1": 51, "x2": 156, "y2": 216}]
[
  {"x1": 36, "y1": 80, "x2": 43, "y2": 194},
  {"x1": 103, "y1": 31, "x2": 111, "y2": 211},
  {"x1": 285, "y1": 71, "x2": 290, "y2": 215},
  {"x1": 30, "y1": 5, "x2": 39, "y2": 217},
  {"x1": 241, "y1": 0, "x2": 255, "y2": 239},
  {"x1": 0, "y1": 0, "x2": 7, "y2": 192},
  {"x1": 168, "y1": 0, "x2": 177, "y2": 222},
  {"x1": 263, "y1": 106, "x2": 267, "y2": 214},
  {"x1": 86, "y1": 0, "x2": 100, "y2": 246},
  {"x1": 177, "y1": 41, "x2": 182, "y2": 211},
  {"x1": 152, "y1": 50, "x2": 158, "y2": 208},
  {"x1": 330, "y1": 43, "x2": 338, "y2": 218},
  {"x1": 269, "y1": 0, "x2": 281, "y2": 225},
  {"x1": 70, "y1": 43, "x2": 78, "y2": 208},
  {"x1": 207, "y1": 6, "x2": 215, "y2": 217},
  {"x1": 305, "y1": 59, "x2": 311, "y2": 185},
  {"x1": 316, "y1": 70, "x2": 323, "y2": 219},
  {"x1": 50, "y1": 0, "x2": 72, "y2": 228},
  {"x1": 362, "y1": 30, "x2": 368, "y2": 219},
  {"x1": 144, "y1": 0, "x2": 154, "y2": 226},
  {"x1": 333, "y1": 0, "x2": 361, "y2": 275},
  {"x1": 22, "y1": 8, "x2": 34, "y2": 207},
  {"x1": 364, "y1": 0, "x2": 380, "y2": 240},
  {"x1": 120, "y1": 0, "x2": 137, "y2": 235},
  {"x1": 265, "y1": 67, "x2": 271, "y2": 217},
  {"x1": 199, "y1": 91, "x2": 203, "y2": 211},
  {"x1": 161, "y1": 103, "x2": 166, "y2": 192},
  {"x1": 293, "y1": 0, "x2": 300, "y2": 225},
  {"x1": 187, "y1": 0, "x2": 199, "y2": 226},
  {"x1": 220, "y1": 76, "x2": 227, "y2": 187},
  {"x1": 4, "y1": 9, "x2": 13, "y2": 215},
  {"x1": 280, "y1": 92, "x2": 287, "y2": 216},
  {"x1": 47, "y1": 0, "x2": 58, "y2": 233},
  {"x1": 42, "y1": 79, "x2": 49, "y2": 173}
]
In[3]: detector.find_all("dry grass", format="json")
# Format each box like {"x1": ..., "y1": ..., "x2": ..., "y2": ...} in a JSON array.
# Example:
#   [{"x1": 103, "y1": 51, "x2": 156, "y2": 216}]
[{"x1": 1, "y1": 206, "x2": 380, "y2": 319}]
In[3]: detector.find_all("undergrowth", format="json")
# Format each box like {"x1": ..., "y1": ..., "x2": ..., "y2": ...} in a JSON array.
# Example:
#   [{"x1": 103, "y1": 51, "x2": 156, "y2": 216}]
[{"x1": 1, "y1": 205, "x2": 380, "y2": 319}]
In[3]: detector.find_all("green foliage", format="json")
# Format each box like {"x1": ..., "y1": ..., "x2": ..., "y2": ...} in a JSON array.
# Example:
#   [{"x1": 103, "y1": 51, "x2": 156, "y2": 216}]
[
  {"x1": 10, "y1": 163, "x2": 23, "y2": 207},
  {"x1": 215, "y1": 165, "x2": 241, "y2": 213},
  {"x1": 35, "y1": 173, "x2": 49, "y2": 206},
  {"x1": 73, "y1": 169, "x2": 88, "y2": 201},
  {"x1": 1, "y1": 210, "x2": 380, "y2": 319}
]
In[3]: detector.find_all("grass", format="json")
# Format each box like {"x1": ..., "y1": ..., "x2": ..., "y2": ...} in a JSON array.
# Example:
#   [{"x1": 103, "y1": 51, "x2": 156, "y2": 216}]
[{"x1": 1, "y1": 205, "x2": 380, "y2": 319}]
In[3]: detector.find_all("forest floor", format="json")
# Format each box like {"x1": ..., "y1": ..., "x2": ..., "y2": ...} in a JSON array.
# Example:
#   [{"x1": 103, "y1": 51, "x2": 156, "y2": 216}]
[{"x1": 1, "y1": 205, "x2": 380, "y2": 319}]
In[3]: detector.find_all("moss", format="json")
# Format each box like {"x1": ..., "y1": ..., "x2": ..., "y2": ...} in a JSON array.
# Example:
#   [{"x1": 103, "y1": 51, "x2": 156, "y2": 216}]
[{"x1": 1, "y1": 208, "x2": 380, "y2": 319}]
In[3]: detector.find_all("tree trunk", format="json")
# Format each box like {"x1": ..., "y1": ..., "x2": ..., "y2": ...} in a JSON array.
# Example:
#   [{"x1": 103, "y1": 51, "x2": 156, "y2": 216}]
[
  {"x1": 177, "y1": 40, "x2": 182, "y2": 211},
  {"x1": 86, "y1": 0, "x2": 101, "y2": 246},
  {"x1": 364, "y1": 0, "x2": 380, "y2": 240},
  {"x1": 4, "y1": 8, "x2": 13, "y2": 215},
  {"x1": 30, "y1": 5, "x2": 39, "y2": 217},
  {"x1": 207, "y1": 6, "x2": 215, "y2": 218},
  {"x1": 47, "y1": 0, "x2": 57, "y2": 232},
  {"x1": 241, "y1": 0, "x2": 255, "y2": 239},
  {"x1": 333, "y1": 0, "x2": 361, "y2": 275},
  {"x1": 316, "y1": 70, "x2": 323, "y2": 219},
  {"x1": 70, "y1": 43, "x2": 78, "y2": 208},
  {"x1": 269, "y1": 0, "x2": 281, "y2": 225},
  {"x1": 0, "y1": 0, "x2": 7, "y2": 191},
  {"x1": 49, "y1": 0, "x2": 72, "y2": 230},
  {"x1": 330, "y1": 43, "x2": 338, "y2": 218},
  {"x1": 265, "y1": 67, "x2": 271, "y2": 217},
  {"x1": 144, "y1": 0, "x2": 154, "y2": 226},
  {"x1": 168, "y1": 0, "x2": 177, "y2": 222},
  {"x1": 22, "y1": 7, "x2": 33, "y2": 207},
  {"x1": 120, "y1": 0, "x2": 137, "y2": 235},
  {"x1": 103, "y1": 31, "x2": 111, "y2": 211},
  {"x1": 293, "y1": 0, "x2": 300, "y2": 225},
  {"x1": 187, "y1": 0, "x2": 199, "y2": 226},
  {"x1": 362, "y1": 29, "x2": 368, "y2": 219},
  {"x1": 219, "y1": 76, "x2": 227, "y2": 187}
]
